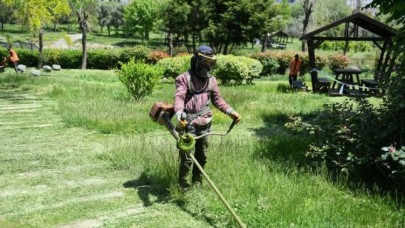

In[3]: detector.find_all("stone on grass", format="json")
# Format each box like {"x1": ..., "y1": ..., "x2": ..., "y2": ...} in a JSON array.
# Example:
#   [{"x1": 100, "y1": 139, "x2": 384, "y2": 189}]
[
  {"x1": 31, "y1": 69, "x2": 41, "y2": 76},
  {"x1": 52, "y1": 64, "x2": 61, "y2": 71},
  {"x1": 17, "y1": 64, "x2": 26, "y2": 72},
  {"x1": 43, "y1": 65, "x2": 52, "y2": 72}
]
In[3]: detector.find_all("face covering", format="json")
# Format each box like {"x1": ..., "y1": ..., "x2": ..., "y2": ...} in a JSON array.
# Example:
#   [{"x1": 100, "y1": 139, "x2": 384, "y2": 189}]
[{"x1": 194, "y1": 52, "x2": 216, "y2": 78}]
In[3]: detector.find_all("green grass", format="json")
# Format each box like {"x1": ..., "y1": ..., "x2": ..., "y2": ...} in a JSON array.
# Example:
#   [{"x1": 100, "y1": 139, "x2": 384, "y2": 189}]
[{"x1": 0, "y1": 69, "x2": 403, "y2": 227}]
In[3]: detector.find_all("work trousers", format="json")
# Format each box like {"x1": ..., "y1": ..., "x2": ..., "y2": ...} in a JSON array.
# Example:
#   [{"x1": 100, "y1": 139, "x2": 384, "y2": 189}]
[
  {"x1": 178, "y1": 123, "x2": 211, "y2": 188},
  {"x1": 289, "y1": 75, "x2": 297, "y2": 87}
]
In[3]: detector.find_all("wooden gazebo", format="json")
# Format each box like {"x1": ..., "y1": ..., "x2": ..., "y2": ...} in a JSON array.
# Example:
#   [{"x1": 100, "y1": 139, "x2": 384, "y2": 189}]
[
  {"x1": 300, "y1": 12, "x2": 397, "y2": 93},
  {"x1": 268, "y1": 31, "x2": 290, "y2": 49}
]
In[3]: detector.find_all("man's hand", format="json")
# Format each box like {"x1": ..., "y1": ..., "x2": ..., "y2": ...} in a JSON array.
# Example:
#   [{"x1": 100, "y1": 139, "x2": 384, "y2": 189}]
[
  {"x1": 176, "y1": 112, "x2": 188, "y2": 130},
  {"x1": 177, "y1": 119, "x2": 188, "y2": 130},
  {"x1": 229, "y1": 111, "x2": 241, "y2": 124}
]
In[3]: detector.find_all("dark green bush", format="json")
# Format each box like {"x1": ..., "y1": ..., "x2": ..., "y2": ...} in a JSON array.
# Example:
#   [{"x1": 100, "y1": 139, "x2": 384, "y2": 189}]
[
  {"x1": 1, "y1": 46, "x2": 152, "y2": 69},
  {"x1": 49, "y1": 49, "x2": 82, "y2": 69},
  {"x1": 87, "y1": 49, "x2": 120, "y2": 69},
  {"x1": 286, "y1": 72, "x2": 405, "y2": 189}
]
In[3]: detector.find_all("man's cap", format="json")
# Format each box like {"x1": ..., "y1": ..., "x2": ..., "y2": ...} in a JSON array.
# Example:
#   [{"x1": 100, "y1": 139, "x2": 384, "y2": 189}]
[{"x1": 197, "y1": 45, "x2": 215, "y2": 56}]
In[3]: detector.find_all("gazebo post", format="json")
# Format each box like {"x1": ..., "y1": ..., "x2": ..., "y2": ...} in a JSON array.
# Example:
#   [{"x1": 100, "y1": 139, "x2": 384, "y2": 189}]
[{"x1": 307, "y1": 39, "x2": 317, "y2": 92}]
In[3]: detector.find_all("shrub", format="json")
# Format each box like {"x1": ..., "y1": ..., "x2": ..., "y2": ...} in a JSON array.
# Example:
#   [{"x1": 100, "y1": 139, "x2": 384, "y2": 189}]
[
  {"x1": 251, "y1": 51, "x2": 327, "y2": 76},
  {"x1": 119, "y1": 45, "x2": 151, "y2": 64},
  {"x1": 57, "y1": 50, "x2": 82, "y2": 69},
  {"x1": 285, "y1": 93, "x2": 405, "y2": 189},
  {"x1": 13, "y1": 48, "x2": 39, "y2": 67},
  {"x1": 213, "y1": 55, "x2": 249, "y2": 85},
  {"x1": 244, "y1": 57, "x2": 263, "y2": 79},
  {"x1": 156, "y1": 55, "x2": 190, "y2": 79},
  {"x1": 328, "y1": 54, "x2": 350, "y2": 70},
  {"x1": 87, "y1": 49, "x2": 120, "y2": 69},
  {"x1": 250, "y1": 52, "x2": 280, "y2": 76},
  {"x1": 146, "y1": 50, "x2": 170, "y2": 64},
  {"x1": 115, "y1": 59, "x2": 163, "y2": 100}
]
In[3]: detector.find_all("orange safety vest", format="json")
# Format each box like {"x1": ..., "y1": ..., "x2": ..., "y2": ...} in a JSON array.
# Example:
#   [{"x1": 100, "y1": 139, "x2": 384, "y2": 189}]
[
  {"x1": 9, "y1": 49, "x2": 19, "y2": 63},
  {"x1": 289, "y1": 58, "x2": 301, "y2": 76}
]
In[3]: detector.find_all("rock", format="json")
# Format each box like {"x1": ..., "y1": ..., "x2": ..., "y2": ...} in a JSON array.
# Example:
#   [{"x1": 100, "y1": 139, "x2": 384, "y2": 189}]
[
  {"x1": 43, "y1": 65, "x2": 52, "y2": 72},
  {"x1": 31, "y1": 69, "x2": 41, "y2": 76},
  {"x1": 52, "y1": 64, "x2": 61, "y2": 71},
  {"x1": 17, "y1": 64, "x2": 26, "y2": 72}
]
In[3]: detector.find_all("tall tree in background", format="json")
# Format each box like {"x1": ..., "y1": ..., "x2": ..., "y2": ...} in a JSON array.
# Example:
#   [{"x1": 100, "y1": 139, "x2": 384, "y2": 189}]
[
  {"x1": 123, "y1": 0, "x2": 159, "y2": 43},
  {"x1": 97, "y1": 4, "x2": 123, "y2": 36},
  {"x1": 0, "y1": 1, "x2": 16, "y2": 31},
  {"x1": 300, "y1": 0, "x2": 316, "y2": 51},
  {"x1": 1, "y1": 0, "x2": 70, "y2": 68},
  {"x1": 159, "y1": 0, "x2": 190, "y2": 55},
  {"x1": 71, "y1": 0, "x2": 97, "y2": 70},
  {"x1": 204, "y1": 0, "x2": 284, "y2": 54}
]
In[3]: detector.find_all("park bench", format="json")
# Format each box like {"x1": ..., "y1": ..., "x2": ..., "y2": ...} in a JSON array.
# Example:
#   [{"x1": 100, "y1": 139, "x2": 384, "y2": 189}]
[
  {"x1": 361, "y1": 70, "x2": 384, "y2": 96},
  {"x1": 316, "y1": 77, "x2": 331, "y2": 94}
]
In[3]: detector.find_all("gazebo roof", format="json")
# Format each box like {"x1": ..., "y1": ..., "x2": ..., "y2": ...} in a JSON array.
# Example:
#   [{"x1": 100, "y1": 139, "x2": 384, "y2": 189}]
[
  {"x1": 301, "y1": 12, "x2": 396, "y2": 41},
  {"x1": 272, "y1": 31, "x2": 289, "y2": 37}
]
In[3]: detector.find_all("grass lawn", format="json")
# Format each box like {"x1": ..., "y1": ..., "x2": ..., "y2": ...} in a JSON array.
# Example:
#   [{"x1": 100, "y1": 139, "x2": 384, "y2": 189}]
[{"x1": 0, "y1": 68, "x2": 403, "y2": 227}]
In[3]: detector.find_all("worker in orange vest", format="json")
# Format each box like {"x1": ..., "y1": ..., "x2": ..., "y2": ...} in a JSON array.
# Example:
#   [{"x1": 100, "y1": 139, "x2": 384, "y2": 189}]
[
  {"x1": 7, "y1": 45, "x2": 21, "y2": 73},
  {"x1": 289, "y1": 54, "x2": 301, "y2": 88}
]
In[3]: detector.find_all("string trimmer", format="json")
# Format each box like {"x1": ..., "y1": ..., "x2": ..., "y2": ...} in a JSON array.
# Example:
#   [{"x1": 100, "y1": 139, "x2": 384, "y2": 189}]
[{"x1": 150, "y1": 102, "x2": 246, "y2": 228}]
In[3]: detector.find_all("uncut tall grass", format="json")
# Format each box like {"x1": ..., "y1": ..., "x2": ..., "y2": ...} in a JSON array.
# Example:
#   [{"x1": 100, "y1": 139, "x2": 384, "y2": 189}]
[{"x1": 1, "y1": 70, "x2": 402, "y2": 227}]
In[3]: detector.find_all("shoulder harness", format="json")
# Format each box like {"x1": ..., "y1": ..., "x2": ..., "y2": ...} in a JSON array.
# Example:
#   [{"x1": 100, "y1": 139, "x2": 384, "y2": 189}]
[{"x1": 184, "y1": 71, "x2": 213, "y2": 118}]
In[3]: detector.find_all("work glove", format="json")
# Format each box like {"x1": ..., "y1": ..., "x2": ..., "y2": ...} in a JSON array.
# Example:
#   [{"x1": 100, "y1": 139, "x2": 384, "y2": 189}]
[
  {"x1": 176, "y1": 111, "x2": 188, "y2": 130},
  {"x1": 229, "y1": 111, "x2": 241, "y2": 124}
]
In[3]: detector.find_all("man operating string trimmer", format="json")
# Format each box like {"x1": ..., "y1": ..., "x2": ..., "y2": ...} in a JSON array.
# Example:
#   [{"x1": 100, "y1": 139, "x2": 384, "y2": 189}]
[{"x1": 174, "y1": 45, "x2": 241, "y2": 191}]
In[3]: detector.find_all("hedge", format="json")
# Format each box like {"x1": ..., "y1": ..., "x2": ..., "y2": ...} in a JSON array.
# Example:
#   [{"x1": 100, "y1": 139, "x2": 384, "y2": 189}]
[{"x1": 0, "y1": 45, "x2": 152, "y2": 69}]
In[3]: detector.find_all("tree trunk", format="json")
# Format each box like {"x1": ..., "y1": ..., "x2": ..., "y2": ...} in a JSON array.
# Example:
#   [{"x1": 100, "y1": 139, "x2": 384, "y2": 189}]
[
  {"x1": 261, "y1": 34, "x2": 268, "y2": 52},
  {"x1": 223, "y1": 43, "x2": 229, "y2": 55},
  {"x1": 81, "y1": 30, "x2": 87, "y2": 69},
  {"x1": 301, "y1": 0, "x2": 315, "y2": 52},
  {"x1": 168, "y1": 32, "x2": 173, "y2": 57},
  {"x1": 77, "y1": 9, "x2": 89, "y2": 70},
  {"x1": 301, "y1": 18, "x2": 308, "y2": 51},
  {"x1": 192, "y1": 33, "x2": 196, "y2": 53},
  {"x1": 37, "y1": 28, "x2": 44, "y2": 69},
  {"x1": 343, "y1": 41, "x2": 349, "y2": 55}
]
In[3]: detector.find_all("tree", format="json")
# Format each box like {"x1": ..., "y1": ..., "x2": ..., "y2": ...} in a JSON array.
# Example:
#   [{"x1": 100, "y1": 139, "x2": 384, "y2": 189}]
[
  {"x1": 366, "y1": 0, "x2": 405, "y2": 52},
  {"x1": 1, "y1": 0, "x2": 70, "y2": 68},
  {"x1": 204, "y1": 0, "x2": 284, "y2": 54},
  {"x1": 310, "y1": 0, "x2": 351, "y2": 54},
  {"x1": 158, "y1": 0, "x2": 191, "y2": 55},
  {"x1": 71, "y1": 0, "x2": 97, "y2": 69},
  {"x1": 123, "y1": 0, "x2": 159, "y2": 43},
  {"x1": 0, "y1": 1, "x2": 16, "y2": 31},
  {"x1": 97, "y1": 4, "x2": 123, "y2": 36},
  {"x1": 300, "y1": 0, "x2": 316, "y2": 51}
]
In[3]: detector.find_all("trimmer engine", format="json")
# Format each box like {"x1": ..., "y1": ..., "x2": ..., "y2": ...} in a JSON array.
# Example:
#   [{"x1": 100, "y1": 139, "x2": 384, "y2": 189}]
[{"x1": 149, "y1": 102, "x2": 175, "y2": 125}]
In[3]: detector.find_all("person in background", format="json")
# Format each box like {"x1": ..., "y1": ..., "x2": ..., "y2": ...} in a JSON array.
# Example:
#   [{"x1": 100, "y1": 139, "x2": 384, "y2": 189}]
[
  {"x1": 288, "y1": 53, "x2": 301, "y2": 88},
  {"x1": 174, "y1": 45, "x2": 241, "y2": 191},
  {"x1": 7, "y1": 44, "x2": 20, "y2": 73}
]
